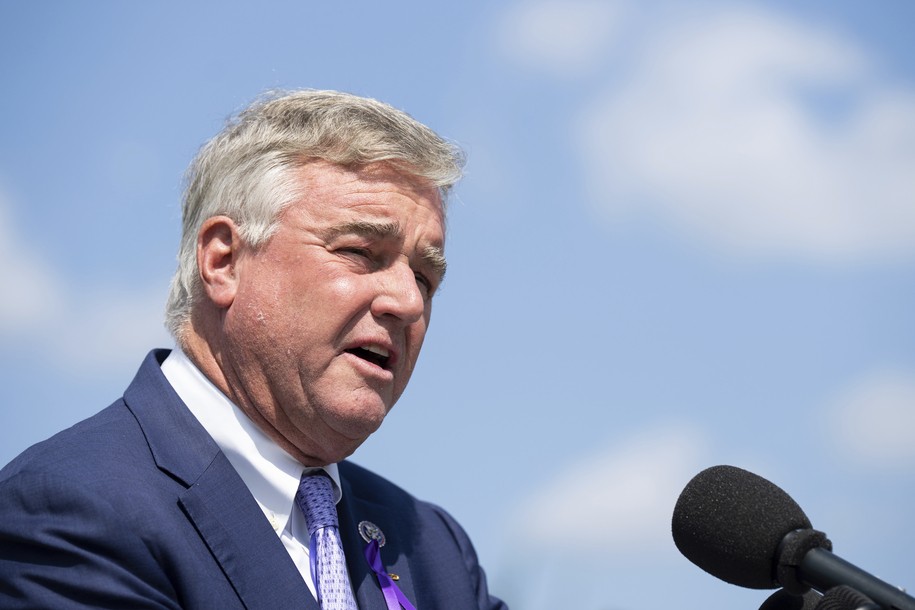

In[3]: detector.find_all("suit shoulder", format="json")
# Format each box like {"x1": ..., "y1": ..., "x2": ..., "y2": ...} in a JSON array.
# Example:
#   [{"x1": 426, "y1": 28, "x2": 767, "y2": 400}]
[{"x1": 0, "y1": 399, "x2": 149, "y2": 485}]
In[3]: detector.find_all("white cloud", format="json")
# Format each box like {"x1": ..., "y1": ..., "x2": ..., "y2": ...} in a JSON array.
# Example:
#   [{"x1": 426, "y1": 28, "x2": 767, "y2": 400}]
[
  {"x1": 828, "y1": 369, "x2": 915, "y2": 467},
  {"x1": 47, "y1": 285, "x2": 172, "y2": 373},
  {"x1": 0, "y1": 186, "x2": 172, "y2": 372},
  {"x1": 509, "y1": 422, "x2": 708, "y2": 553},
  {"x1": 0, "y1": 192, "x2": 65, "y2": 332},
  {"x1": 498, "y1": 1, "x2": 628, "y2": 77},
  {"x1": 576, "y1": 5, "x2": 915, "y2": 262}
]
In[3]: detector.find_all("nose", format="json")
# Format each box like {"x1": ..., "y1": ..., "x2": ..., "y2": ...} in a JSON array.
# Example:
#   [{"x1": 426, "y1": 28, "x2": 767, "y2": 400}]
[{"x1": 370, "y1": 260, "x2": 426, "y2": 324}]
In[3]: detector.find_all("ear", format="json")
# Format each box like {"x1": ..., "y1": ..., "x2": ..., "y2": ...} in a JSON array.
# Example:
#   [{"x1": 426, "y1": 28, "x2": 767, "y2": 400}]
[{"x1": 197, "y1": 216, "x2": 243, "y2": 309}]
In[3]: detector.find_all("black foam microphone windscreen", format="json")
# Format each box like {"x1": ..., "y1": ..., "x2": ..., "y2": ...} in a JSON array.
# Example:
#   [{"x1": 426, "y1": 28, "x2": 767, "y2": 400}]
[
  {"x1": 759, "y1": 589, "x2": 822, "y2": 610},
  {"x1": 816, "y1": 586, "x2": 880, "y2": 610},
  {"x1": 672, "y1": 465, "x2": 813, "y2": 589}
]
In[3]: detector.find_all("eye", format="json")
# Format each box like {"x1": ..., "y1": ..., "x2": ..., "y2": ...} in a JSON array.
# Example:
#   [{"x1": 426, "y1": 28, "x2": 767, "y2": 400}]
[
  {"x1": 335, "y1": 246, "x2": 380, "y2": 273},
  {"x1": 336, "y1": 246, "x2": 380, "y2": 268},
  {"x1": 414, "y1": 272, "x2": 436, "y2": 298},
  {"x1": 339, "y1": 246, "x2": 371, "y2": 258}
]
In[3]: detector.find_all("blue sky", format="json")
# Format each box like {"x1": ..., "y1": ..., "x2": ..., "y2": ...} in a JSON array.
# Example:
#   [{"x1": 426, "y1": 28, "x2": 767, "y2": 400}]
[{"x1": 2, "y1": 2, "x2": 914, "y2": 608}]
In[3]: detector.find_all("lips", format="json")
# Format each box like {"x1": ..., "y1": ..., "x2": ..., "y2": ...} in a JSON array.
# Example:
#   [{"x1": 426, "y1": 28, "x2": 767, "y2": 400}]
[{"x1": 345, "y1": 343, "x2": 394, "y2": 370}]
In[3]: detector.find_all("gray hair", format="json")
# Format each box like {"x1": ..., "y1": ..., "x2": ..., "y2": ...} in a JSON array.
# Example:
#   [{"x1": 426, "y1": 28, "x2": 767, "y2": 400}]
[{"x1": 164, "y1": 89, "x2": 465, "y2": 343}]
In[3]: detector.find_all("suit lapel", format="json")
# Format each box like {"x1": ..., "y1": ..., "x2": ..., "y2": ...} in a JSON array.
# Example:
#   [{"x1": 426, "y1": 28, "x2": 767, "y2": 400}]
[
  {"x1": 338, "y1": 481, "x2": 418, "y2": 610},
  {"x1": 179, "y1": 452, "x2": 316, "y2": 610},
  {"x1": 124, "y1": 350, "x2": 315, "y2": 610}
]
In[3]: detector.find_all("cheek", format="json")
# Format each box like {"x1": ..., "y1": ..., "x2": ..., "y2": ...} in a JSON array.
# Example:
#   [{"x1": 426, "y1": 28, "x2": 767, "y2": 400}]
[
  {"x1": 405, "y1": 317, "x2": 431, "y2": 362},
  {"x1": 328, "y1": 275, "x2": 361, "y2": 298},
  {"x1": 281, "y1": 270, "x2": 364, "y2": 317}
]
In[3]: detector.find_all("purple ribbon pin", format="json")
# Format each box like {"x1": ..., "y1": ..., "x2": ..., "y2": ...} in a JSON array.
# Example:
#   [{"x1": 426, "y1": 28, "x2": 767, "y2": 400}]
[{"x1": 363, "y1": 539, "x2": 416, "y2": 610}]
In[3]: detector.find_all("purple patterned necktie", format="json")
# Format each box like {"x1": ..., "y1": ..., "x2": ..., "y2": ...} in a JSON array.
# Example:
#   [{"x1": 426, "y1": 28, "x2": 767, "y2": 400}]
[{"x1": 295, "y1": 472, "x2": 359, "y2": 610}]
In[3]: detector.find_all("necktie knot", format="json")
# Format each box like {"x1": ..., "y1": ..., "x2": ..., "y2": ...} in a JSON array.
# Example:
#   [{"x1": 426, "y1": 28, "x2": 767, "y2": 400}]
[{"x1": 296, "y1": 472, "x2": 339, "y2": 535}]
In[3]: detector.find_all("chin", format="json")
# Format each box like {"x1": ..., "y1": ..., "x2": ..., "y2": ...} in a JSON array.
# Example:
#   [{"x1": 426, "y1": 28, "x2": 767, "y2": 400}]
[
  {"x1": 342, "y1": 412, "x2": 387, "y2": 442},
  {"x1": 326, "y1": 403, "x2": 387, "y2": 442}
]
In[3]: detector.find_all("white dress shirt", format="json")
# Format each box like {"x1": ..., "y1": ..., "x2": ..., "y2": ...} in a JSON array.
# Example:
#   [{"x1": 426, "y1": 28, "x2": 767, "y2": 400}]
[{"x1": 160, "y1": 347, "x2": 343, "y2": 599}]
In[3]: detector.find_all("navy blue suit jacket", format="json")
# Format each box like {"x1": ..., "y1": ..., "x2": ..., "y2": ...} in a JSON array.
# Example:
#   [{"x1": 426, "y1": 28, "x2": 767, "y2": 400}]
[{"x1": 0, "y1": 350, "x2": 506, "y2": 609}]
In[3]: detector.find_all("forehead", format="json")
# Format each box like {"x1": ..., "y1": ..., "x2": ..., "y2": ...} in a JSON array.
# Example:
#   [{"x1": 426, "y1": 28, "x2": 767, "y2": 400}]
[{"x1": 286, "y1": 161, "x2": 445, "y2": 239}]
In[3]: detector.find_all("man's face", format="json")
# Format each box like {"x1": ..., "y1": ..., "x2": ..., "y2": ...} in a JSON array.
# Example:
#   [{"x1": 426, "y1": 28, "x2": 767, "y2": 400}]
[{"x1": 219, "y1": 161, "x2": 446, "y2": 465}]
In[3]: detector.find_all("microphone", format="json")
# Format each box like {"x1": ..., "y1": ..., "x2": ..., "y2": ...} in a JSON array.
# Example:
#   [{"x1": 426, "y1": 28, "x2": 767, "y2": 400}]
[
  {"x1": 758, "y1": 587, "x2": 881, "y2": 610},
  {"x1": 817, "y1": 586, "x2": 881, "y2": 610},
  {"x1": 671, "y1": 465, "x2": 915, "y2": 610}
]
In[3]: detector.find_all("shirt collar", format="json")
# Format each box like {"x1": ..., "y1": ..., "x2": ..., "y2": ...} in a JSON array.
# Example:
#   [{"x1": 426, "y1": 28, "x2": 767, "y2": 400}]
[{"x1": 160, "y1": 347, "x2": 343, "y2": 534}]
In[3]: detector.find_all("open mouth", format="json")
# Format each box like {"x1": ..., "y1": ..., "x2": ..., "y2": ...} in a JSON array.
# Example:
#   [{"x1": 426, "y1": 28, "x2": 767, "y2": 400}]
[{"x1": 346, "y1": 345, "x2": 392, "y2": 370}]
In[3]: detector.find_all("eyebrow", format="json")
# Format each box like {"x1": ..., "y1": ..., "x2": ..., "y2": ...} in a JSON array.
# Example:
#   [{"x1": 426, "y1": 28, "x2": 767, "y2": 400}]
[
  {"x1": 325, "y1": 220, "x2": 447, "y2": 281},
  {"x1": 422, "y1": 245, "x2": 447, "y2": 283},
  {"x1": 324, "y1": 220, "x2": 402, "y2": 242}
]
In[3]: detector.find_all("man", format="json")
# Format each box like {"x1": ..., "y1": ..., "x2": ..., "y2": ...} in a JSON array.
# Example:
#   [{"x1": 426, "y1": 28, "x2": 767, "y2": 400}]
[{"x1": 0, "y1": 90, "x2": 507, "y2": 609}]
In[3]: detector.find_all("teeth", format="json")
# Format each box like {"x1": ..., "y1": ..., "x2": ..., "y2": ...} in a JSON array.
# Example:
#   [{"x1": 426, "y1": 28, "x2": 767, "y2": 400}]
[{"x1": 363, "y1": 345, "x2": 390, "y2": 358}]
